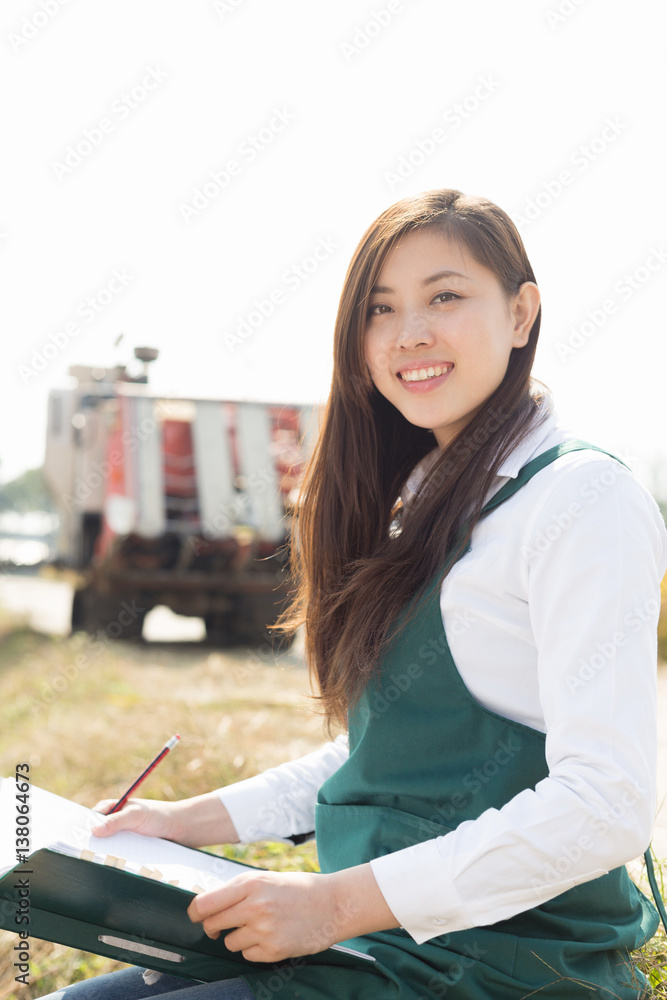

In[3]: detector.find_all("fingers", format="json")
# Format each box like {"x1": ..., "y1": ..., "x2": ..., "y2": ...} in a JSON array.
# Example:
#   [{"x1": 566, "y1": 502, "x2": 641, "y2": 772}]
[
  {"x1": 92, "y1": 799, "x2": 117, "y2": 814},
  {"x1": 90, "y1": 799, "x2": 138, "y2": 836},
  {"x1": 186, "y1": 872, "x2": 332, "y2": 963},
  {"x1": 187, "y1": 877, "x2": 249, "y2": 931}
]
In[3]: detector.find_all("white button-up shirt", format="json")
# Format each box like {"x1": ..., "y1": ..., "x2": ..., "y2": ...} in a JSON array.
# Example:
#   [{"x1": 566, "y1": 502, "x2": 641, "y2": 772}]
[{"x1": 217, "y1": 402, "x2": 667, "y2": 944}]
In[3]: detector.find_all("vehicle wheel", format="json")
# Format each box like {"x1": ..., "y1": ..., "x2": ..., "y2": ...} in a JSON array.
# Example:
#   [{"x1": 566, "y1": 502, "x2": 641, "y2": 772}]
[
  {"x1": 233, "y1": 592, "x2": 295, "y2": 650},
  {"x1": 204, "y1": 613, "x2": 240, "y2": 648},
  {"x1": 71, "y1": 587, "x2": 145, "y2": 640}
]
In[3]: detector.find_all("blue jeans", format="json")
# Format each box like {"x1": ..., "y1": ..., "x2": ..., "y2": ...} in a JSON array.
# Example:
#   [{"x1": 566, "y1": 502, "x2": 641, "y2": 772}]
[{"x1": 34, "y1": 966, "x2": 254, "y2": 999}]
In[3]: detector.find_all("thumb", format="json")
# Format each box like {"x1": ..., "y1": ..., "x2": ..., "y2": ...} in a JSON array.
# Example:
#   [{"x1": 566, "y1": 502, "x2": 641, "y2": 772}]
[{"x1": 90, "y1": 800, "x2": 132, "y2": 837}]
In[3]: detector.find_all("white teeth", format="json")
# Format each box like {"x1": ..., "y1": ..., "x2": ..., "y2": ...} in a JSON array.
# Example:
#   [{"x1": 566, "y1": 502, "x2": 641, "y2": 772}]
[{"x1": 401, "y1": 365, "x2": 451, "y2": 382}]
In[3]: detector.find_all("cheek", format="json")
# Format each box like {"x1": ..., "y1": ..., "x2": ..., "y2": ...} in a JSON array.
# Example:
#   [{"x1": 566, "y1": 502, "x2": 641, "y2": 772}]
[{"x1": 460, "y1": 317, "x2": 513, "y2": 368}]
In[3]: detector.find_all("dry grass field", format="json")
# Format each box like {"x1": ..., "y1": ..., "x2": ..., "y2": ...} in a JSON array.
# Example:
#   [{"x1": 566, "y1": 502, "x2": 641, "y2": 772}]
[
  {"x1": 0, "y1": 611, "x2": 326, "y2": 999},
  {"x1": 0, "y1": 601, "x2": 666, "y2": 998}
]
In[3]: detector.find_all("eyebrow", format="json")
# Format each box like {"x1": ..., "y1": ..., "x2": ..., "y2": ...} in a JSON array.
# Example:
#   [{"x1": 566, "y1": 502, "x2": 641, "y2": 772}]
[{"x1": 371, "y1": 269, "x2": 471, "y2": 294}]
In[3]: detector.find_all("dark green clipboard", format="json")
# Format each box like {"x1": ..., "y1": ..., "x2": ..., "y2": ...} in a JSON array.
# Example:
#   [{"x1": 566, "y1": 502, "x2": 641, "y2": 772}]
[{"x1": 0, "y1": 846, "x2": 375, "y2": 983}]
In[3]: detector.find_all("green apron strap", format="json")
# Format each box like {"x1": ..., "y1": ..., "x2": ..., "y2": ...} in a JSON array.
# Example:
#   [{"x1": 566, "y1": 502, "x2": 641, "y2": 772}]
[
  {"x1": 645, "y1": 849, "x2": 667, "y2": 935},
  {"x1": 442, "y1": 440, "x2": 627, "y2": 575},
  {"x1": 479, "y1": 439, "x2": 629, "y2": 517}
]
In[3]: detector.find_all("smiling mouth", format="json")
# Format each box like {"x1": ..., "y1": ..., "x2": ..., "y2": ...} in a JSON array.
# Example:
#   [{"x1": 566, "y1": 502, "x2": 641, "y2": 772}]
[{"x1": 398, "y1": 364, "x2": 454, "y2": 383}]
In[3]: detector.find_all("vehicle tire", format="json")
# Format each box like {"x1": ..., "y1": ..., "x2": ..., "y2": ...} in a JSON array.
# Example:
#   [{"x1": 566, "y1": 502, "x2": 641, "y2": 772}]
[
  {"x1": 232, "y1": 592, "x2": 295, "y2": 650},
  {"x1": 71, "y1": 587, "x2": 145, "y2": 640},
  {"x1": 204, "y1": 612, "x2": 241, "y2": 648}
]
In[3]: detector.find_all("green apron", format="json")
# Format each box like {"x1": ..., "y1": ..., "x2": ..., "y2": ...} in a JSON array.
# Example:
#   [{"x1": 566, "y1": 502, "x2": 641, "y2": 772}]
[{"x1": 237, "y1": 441, "x2": 659, "y2": 998}]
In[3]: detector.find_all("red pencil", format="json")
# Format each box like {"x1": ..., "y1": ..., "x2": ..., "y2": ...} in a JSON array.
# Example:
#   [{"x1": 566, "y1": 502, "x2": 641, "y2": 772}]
[{"x1": 106, "y1": 735, "x2": 180, "y2": 814}]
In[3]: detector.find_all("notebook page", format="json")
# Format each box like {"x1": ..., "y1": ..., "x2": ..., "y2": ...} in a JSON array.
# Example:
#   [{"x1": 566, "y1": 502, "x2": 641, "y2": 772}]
[
  {"x1": 0, "y1": 778, "x2": 243, "y2": 887},
  {"x1": 2, "y1": 778, "x2": 95, "y2": 877}
]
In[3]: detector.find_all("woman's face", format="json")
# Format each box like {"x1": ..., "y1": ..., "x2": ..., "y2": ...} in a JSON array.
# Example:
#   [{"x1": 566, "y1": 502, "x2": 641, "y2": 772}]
[{"x1": 363, "y1": 228, "x2": 540, "y2": 449}]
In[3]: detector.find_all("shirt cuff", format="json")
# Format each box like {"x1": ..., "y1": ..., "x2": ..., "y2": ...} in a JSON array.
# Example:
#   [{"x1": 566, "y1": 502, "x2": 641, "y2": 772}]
[{"x1": 370, "y1": 838, "x2": 466, "y2": 945}]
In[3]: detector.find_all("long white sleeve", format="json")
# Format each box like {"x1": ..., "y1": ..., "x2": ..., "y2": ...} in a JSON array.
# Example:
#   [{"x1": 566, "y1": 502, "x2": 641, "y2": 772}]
[
  {"x1": 371, "y1": 452, "x2": 667, "y2": 942},
  {"x1": 216, "y1": 735, "x2": 348, "y2": 843}
]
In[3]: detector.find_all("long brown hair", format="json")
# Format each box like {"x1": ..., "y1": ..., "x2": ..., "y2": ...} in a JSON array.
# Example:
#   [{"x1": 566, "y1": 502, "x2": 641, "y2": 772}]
[{"x1": 278, "y1": 189, "x2": 547, "y2": 727}]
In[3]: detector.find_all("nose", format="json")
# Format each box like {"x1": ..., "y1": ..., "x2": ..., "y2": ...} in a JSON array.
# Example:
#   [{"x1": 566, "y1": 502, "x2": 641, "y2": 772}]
[{"x1": 396, "y1": 309, "x2": 433, "y2": 349}]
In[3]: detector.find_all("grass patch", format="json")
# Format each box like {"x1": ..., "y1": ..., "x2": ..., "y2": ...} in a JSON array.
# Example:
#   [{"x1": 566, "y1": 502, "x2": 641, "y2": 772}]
[
  {"x1": 0, "y1": 624, "x2": 326, "y2": 999},
  {"x1": 659, "y1": 573, "x2": 667, "y2": 662}
]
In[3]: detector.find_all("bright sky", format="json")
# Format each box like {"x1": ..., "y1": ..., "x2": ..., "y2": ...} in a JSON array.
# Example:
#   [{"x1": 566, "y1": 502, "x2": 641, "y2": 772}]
[{"x1": 1, "y1": 0, "x2": 666, "y2": 495}]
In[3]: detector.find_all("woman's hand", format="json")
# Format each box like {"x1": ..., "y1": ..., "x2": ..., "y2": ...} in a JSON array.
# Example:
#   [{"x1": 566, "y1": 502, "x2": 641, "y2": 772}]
[
  {"x1": 90, "y1": 791, "x2": 240, "y2": 847},
  {"x1": 187, "y1": 863, "x2": 399, "y2": 963},
  {"x1": 90, "y1": 797, "x2": 183, "y2": 841}
]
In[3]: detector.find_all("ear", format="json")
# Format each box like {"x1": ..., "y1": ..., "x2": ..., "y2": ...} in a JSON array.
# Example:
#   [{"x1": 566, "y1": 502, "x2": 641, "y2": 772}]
[{"x1": 511, "y1": 282, "x2": 540, "y2": 348}]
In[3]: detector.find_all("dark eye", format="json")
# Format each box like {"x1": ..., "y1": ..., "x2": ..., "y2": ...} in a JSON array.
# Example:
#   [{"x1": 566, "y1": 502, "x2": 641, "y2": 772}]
[
  {"x1": 367, "y1": 303, "x2": 392, "y2": 317},
  {"x1": 433, "y1": 292, "x2": 459, "y2": 304}
]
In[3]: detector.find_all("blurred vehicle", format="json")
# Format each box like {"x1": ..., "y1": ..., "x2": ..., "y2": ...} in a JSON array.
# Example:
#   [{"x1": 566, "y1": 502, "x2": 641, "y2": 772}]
[{"x1": 43, "y1": 349, "x2": 318, "y2": 648}]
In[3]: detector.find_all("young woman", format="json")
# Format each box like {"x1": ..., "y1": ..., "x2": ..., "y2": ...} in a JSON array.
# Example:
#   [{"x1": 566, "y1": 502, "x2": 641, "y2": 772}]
[{"x1": 39, "y1": 189, "x2": 667, "y2": 999}]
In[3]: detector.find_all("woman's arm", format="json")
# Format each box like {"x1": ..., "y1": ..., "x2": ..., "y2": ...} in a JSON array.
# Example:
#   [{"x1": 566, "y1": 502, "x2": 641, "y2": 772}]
[
  {"x1": 91, "y1": 735, "x2": 350, "y2": 846},
  {"x1": 216, "y1": 734, "x2": 349, "y2": 843},
  {"x1": 91, "y1": 791, "x2": 241, "y2": 847}
]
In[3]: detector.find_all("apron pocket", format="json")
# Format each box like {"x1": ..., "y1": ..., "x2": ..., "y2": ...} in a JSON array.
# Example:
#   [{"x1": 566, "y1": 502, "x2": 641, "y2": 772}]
[{"x1": 315, "y1": 801, "x2": 453, "y2": 873}]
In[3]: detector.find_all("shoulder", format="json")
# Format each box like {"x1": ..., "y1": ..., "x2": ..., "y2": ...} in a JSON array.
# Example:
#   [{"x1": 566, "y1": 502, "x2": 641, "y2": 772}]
[
  {"x1": 481, "y1": 402, "x2": 667, "y2": 571},
  {"x1": 520, "y1": 440, "x2": 658, "y2": 518},
  {"x1": 498, "y1": 402, "x2": 661, "y2": 528},
  {"x1": 512, "y1": 443, "x2": 667, "y2": 576}
]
